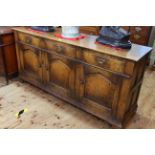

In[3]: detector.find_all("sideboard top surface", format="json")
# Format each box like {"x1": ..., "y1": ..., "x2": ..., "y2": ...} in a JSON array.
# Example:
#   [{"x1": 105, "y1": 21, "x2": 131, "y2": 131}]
[{"x1": 12, "y1": 27, "x2": 152, "y2": 62}]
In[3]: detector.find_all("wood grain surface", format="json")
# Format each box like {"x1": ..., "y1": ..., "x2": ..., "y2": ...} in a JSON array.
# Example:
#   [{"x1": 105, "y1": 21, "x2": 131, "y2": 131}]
[{"x1": 12, "y1": 27, "x2": 152, "y2": 128}]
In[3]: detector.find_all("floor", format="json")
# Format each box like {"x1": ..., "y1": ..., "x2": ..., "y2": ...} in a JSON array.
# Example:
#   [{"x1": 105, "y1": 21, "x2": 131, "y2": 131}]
[{"x1": 0, "y1": 68, "x2": 155, "y2": 129}]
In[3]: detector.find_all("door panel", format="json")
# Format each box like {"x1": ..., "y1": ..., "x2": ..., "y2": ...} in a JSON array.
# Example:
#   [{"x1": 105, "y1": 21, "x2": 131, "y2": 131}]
[
  {"x1": 44, "y1": 52, "x2": 75, "y2": 98},
  {"x1": 18, "y1": 43, "x2": 43, "y2": 84},
  {"x1": 85, "y1": 73, "x2": 115, "y2": 108},
  {"x1": 76, "y1": 64, "x2": 122, "y2": 110},
  {"x1": 49, "y1": 59, "x2": 72, "y2": 88}
]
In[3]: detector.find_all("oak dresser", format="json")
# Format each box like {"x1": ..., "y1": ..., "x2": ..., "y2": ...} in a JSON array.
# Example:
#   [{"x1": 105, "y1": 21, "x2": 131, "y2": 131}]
[{"x1": 13, "y1": 27, "x2": 152, "y2": 128}]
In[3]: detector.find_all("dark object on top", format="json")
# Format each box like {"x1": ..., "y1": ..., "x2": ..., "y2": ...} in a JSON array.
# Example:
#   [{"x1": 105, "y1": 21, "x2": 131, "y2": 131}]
[
  {"x1": 31, "y1": 26, "x2": 55, "y2": 32},
  {"x1": 96, "y1": 26, "x2": 132, "y2": 49}
]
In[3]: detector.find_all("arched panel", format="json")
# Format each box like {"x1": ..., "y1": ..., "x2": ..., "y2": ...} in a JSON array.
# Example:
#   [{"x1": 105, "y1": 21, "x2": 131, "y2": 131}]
[
  {"x1": 50, "y1": 59, "x2": 71, "y2": 88},
  {"x1": 24, "y1": 50, "x2": 39, "y2": 73},
  {"x1": 85, "y1": 73, "x2": 115, "y2": 108}
]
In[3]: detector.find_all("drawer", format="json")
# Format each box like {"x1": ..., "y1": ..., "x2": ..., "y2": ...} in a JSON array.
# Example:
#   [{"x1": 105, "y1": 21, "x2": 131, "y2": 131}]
[
  {"x1": 17, "y1": 32, "x2": 42, "y2": 47},
  {"x1": 43, "y1": 39, "x2": 76, "y2": 58},
  {"x1": 16, "y1": 32, "x2": 76, "y2": 58},
  {"x1": 79, "y1": 49, "x2": 126, "y2": 73}
]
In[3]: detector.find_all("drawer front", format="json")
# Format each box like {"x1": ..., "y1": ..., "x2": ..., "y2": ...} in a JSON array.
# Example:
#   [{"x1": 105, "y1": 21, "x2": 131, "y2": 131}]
[
  {"x1": 79, "y1": 49, "x2": 126, "y2": 73},
  {"x1": 17, "y1": 32, "x2": 42, "y2": 47},
  {"x1": 43, "y1": 39, "x2": 76, "y2": 58},
  {"x1": 16, "y1": 32, "x2": 76, "y2": 58}
]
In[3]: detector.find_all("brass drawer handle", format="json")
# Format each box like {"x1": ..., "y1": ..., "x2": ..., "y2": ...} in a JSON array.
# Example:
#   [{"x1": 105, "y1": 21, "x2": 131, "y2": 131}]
[
  {"x1": 55, "y1": 44, "x2": 64, "y2": 53},
  {"x1": 25, "y1": 37, "x2": 32, "y2": 44},
  {"x1": 96, "y1": 57, "x2": 106, "y2": 65}
]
